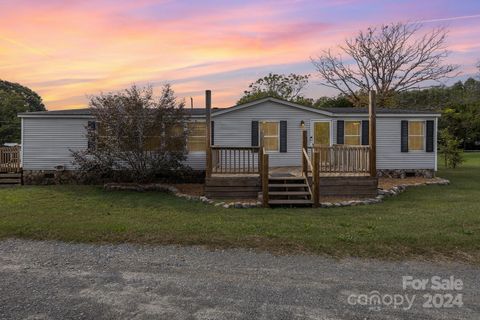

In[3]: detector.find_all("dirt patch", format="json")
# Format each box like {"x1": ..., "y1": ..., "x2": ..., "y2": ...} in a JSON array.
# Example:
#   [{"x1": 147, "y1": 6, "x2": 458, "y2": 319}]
[
  {"x1": 378, "y1": 177, "x2": 440, "y2": 190},
  {"x1": 319, "y1": 196, "x2": 369, "y2": 202},
  {"x1": 173, "y1": 183, "x2": 205, "y2": 196}
]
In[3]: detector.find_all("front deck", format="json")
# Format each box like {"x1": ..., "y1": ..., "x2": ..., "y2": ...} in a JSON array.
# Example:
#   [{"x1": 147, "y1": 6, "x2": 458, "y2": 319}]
[{"x1": 205, "y1": 135, "x2": 378, "y2": 206}]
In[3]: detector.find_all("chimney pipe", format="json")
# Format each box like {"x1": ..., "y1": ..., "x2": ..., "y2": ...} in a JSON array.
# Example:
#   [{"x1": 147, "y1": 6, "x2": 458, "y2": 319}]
[{"x1": 205, "y1": 90, "x2": 212, "y2": 177}]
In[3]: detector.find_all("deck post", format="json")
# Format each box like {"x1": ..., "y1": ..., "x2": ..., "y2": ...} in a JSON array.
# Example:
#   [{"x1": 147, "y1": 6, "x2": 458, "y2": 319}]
[
  {"x1": 258, "y1": 130, "x2": 264, "y2": 173},
  {"x1": 313, "y1": 151, "x2": 320, "y2": 207},
  {"x1": 302, "y1": 129, "x2": 308, "y2": 177},
  {"x1": 205, "y1": 90, "x2": 212, "y2": 178},
  {"x1": 369, "y1": 90, "x2": 377, "y2": 178},
  {"x1": 262, "y1": 153, "x2": 269, "y2": 208}
]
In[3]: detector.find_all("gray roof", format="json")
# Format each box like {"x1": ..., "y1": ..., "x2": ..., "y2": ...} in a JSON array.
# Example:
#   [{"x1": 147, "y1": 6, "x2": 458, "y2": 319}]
[
  {"x1": 18, "y1": 108, "x2": 209, "y2": 116},
  {"x1": 319, "y1": 107, "x2": 439, "y2": 114},
  {"x1": 18, "y1": 98, "x2": 440, "y2": 117}
]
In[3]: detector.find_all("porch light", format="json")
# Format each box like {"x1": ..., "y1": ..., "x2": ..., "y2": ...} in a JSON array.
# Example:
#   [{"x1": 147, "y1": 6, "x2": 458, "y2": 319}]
[{"x1": 300, "y1": 120, "x2": 305, "y2": 128}]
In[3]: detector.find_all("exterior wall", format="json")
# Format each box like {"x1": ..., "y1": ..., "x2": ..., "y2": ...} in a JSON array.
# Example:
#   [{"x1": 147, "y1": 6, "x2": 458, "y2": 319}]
[
  {"x1": 375, "y1": 117, "x2": 437, "y2": 170},
  {"x1": 21, "y1": 117, "x2": 206, "y2": 171},
  {"x1": 332, "y1": 116, "x2": 437, "y2": 170},
  {"x1": 213, "y1": 101, "x2": 437, "y2": 170},
  {"x1": 20, "y1": 102, "x2": 438, "y2": 172},
  {"x1": 22, "y1": 117, "x2": 89, "y2": 170},
  {"x1": 213, "y1": 101, "x2": 330, "y2": 167}
]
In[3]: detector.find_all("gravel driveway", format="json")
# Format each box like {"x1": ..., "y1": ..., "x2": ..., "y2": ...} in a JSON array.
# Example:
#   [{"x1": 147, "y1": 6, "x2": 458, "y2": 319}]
[{"x1": 0, "y1": 239, "x2": 479, "y2": 320}]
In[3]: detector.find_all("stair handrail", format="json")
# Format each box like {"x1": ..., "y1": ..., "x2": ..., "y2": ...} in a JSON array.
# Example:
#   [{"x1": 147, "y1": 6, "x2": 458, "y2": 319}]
[
  {"x1": 302, "y1": 147, "x2": 316, "y2": 206},
  {"x1": 261, "y1": 149, "x2": 269, "y2": 208},
  {"x1": 302, "y1": 148, "x2": 313, "y2": 176}
]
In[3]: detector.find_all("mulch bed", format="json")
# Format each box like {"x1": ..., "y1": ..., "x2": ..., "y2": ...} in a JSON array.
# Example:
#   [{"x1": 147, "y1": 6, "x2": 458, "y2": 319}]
[
  {"x1": 173, "y1": 183, "x2": 205, "y2": 197},
  {"x1": 378, "y1": 177, "x2": 440, "y2": 190}
]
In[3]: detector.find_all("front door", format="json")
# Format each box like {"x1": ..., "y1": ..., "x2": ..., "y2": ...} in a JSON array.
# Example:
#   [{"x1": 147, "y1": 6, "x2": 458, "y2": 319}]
[{"x1": 312, "y1": 121, "x2": 331, "y2": 146}]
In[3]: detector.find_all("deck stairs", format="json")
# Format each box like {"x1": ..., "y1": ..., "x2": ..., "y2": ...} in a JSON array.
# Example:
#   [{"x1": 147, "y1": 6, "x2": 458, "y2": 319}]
[
  {"x1": 267, "y1": 175, "x2": 313, "y2": 207},
  {"x1": 0, "y1": 173, "x2": 22, "y2": 187}
]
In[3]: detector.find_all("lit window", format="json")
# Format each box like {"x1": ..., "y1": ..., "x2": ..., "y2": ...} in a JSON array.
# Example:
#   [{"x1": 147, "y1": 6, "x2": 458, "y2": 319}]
[
  {"x1": 260, "y1": 121, "x2": 279, "y2": 152},
  {"x1": 409, "y1": 121, "x2": 425, "y2": 151},
  {"x1": 187, "y1": 122, "x2": 206, "y2": 152},
  {"x1": 344, "y1": 121, "x2": 361, "y2": 145}
]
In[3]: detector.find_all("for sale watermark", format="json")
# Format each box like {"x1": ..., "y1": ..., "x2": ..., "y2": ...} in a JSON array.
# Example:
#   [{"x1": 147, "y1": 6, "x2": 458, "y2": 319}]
[{"x1": 347, "y1": 276, "x2": 464, "y2": 311}]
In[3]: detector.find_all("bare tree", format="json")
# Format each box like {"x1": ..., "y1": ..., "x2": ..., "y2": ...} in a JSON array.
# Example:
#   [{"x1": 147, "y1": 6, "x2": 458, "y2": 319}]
[
  {"x1": 72, "y1": 84, "x2": 190, "y2": 183},
  {"x1": 312, "y1": 22, "x2": 459, "y2": 106}
]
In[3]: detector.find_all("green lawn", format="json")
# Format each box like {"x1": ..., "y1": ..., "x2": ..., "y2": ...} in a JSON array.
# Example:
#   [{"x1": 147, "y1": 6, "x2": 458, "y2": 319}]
[{"x1": 1, "y1": 153, "x2": 480, "y2": 263}]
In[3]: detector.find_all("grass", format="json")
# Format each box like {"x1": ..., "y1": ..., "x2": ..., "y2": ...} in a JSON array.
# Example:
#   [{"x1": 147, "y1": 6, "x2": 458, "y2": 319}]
[{"x1": 1, "y1": 153, "x2": 480, "y2": 263}]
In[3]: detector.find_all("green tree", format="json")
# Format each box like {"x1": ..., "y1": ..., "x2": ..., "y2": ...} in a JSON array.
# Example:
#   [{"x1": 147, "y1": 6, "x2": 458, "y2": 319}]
[
  {"x1": 314, "y1": 96, "x2": 354, "y2": 109},
  {"x1": 391, "y1": 78, "x2": 480, "y2": 110},
  {"x1": 441, "y1": 104, "x2": 480, "y2": 150},
  {"x1": 0, "y1": 80, "x2": 46, "y2": 144},
  {"x1": 238, "y1": 73, "x2": 311, "y2": 105},
  {"x1": 438, "y1": 128, "x2": 464, "y2": 168}
]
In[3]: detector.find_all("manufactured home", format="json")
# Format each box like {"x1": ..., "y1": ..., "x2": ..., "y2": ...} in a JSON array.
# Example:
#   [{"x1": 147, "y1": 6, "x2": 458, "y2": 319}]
[{"x1": 17, "y1": 95, "x2": 440, "y2": 205}]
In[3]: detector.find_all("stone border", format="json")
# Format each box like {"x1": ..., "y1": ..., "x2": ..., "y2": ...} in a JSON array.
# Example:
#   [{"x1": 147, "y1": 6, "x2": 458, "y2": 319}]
[
  {"x1": 103, "y1": 177, "x2": 450, "y2": 209},
  {"x1": 319, "y1": 177, "x2": 450, "y2": 209}
]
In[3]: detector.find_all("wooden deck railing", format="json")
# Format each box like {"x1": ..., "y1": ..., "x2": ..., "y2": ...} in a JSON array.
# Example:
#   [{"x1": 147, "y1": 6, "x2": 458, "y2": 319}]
[
  {"x1": 211, "y1": 146, "x2": 262, "y2": 174},
  {"x1": 310, "y1": 145, "x2": 370, "y2": 174},
  {"x1": 0, "y1": 146, "x2": 21, "y2": 173}
]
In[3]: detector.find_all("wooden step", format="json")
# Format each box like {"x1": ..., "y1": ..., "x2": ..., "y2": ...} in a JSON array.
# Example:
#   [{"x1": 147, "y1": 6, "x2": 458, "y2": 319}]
[
  {"x1": 0, "y1": 173, "x2": 22, "y2": 178},
  {"x1": 0, "y1": 179, "x2": 21, "y2": 184},
  {"x1": 268, "y1": 199, "x2": 313, "y2": 205},
  {"x1": 268, "y1": 191, "x2": 311, "y2": 196},
  {"x1": 269, "y1": 176, "x2": 306, "y2": 181},
  {"x1": 268, "y1": 183, "x2": 308, "y2": 188}
]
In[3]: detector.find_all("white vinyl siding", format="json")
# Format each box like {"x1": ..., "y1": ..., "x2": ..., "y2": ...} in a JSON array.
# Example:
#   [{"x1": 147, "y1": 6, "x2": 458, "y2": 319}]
[
  {"x1": 21, "y1": 117, "x2": 206, "y2": 171},
  {"x1": 376, "y1": 118, "x2": 435, "y2": 170},
  {"x1": 20, "y1": 101, "x2": 438, "y2": 172},
  {"x1": 22, "y1": 117, "x2": 89, "y2": 170},
  {"x1": 213, "y1": 100, "x2": 329, "y2": 167}
]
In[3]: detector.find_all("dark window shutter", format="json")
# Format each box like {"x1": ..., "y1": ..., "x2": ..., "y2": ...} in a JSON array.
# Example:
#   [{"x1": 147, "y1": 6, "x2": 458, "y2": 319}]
[
  {"x1": 401, "y1": 120, "x2": 409, "y2": 152},
  {"x1": 361, "y1": 120, "x2": 369, "y2": 145},
  {"x1": 280, "y1": 120, "x2": 287, "y2": 153},
  {"x1": 210, "y1": 121, "x2": 214, "y2": 146},
  {"x1": 426, "y1": 120, "x2": 434, "y2": 152},
  {"x1": 337, "y1": 120, "x2": 344, "y2": 145},
  {"x1": 87, "y1": 121, "x2": 96, "y2": 151},
  {"x1": 251, "y1": 121, "x2": 259, "y2": 147}
]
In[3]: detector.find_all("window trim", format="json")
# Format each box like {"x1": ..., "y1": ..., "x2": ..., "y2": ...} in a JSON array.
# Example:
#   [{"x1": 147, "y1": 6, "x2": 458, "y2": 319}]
[
  {"x1": 259, "y1": 120, "x2": 280, "y2": 153},
  {"x1": 344, "y1": 120, "x2": 362, "y2": 146},
  {"x1": 408, "y1": 120, "x2": 426, "y2": 152}
]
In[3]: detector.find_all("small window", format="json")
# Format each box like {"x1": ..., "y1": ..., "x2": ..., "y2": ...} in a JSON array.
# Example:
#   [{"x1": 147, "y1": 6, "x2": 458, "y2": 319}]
[
  {"x1": 260, "y1": 121, "x2": 279, "y2": 152},
  {"x1": 409, "y1": 121, "x2": 425, "y2": 151},
  {"x1": 344, "y1": 121, "x2": 361, "y2": 145},
  {"x1": 187, "y1": 122, "x2": 206, "y2": 152}
]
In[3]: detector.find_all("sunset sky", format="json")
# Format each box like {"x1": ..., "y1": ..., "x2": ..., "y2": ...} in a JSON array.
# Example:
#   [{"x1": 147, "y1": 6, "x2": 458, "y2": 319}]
[{"x1": 1, "y1": 0, "x2": 479, "y2": 110}]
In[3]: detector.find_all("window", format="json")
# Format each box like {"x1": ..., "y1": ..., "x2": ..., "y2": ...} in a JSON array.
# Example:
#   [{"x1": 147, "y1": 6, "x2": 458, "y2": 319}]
[
  {"x1": 260, "y1": 121, "x2": 279, "y2": 152},
  {"x1": 409, "y1": 121, "x2": 425, "y2": 151},
  {"x1": 141, "y1": 123, "x2": 163, "y2": 152},
  {"x1": 344, "y1": 121, "x2": 361, "y2": 145},
  {"x1": 187, "y1": 122, "x2": 206, "y2": 152}
]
